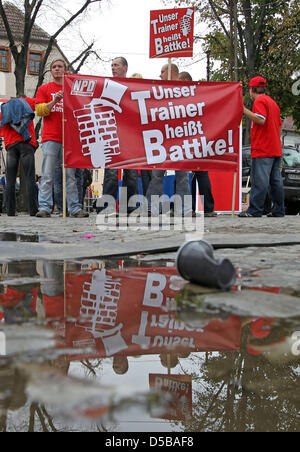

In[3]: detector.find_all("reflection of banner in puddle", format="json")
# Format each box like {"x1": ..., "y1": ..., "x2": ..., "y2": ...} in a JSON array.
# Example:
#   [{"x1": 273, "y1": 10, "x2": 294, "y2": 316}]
[
  {"x1": 149, "y1": 374, "x2": 192, "y2": 421},
  {"x1": 76, "y1": 270, "x2": 127, "y2": 356},
  {"x1": 0, "y1": 266, "x2": 242, "y2": 357},
  {"x1": 62, "y1": 267, "x2": 242, "y2": 360}
]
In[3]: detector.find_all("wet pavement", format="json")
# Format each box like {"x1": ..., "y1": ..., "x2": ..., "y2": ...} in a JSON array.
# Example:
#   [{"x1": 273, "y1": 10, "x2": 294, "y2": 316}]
[{"x1": 0, "y1": 214, "x2": 299, "y2": 432}]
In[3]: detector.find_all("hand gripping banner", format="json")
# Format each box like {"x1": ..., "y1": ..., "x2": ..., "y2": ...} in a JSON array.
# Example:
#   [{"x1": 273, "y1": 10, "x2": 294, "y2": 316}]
[{"x1": 63, "y1": 74, "x2": 243, "y2": 172}]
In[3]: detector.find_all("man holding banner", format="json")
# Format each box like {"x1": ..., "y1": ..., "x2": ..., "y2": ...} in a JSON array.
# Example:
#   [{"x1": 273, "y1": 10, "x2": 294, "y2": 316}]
[
  {"x1": 96, "y1": 57, "x2": 139, "y2": 215},
  {"x1": 35, "y1": 59, "x2": 88, "y2": 218},
  {"x1": 145, "y1": 63, "x2": 192, "y2": 217},
  {"x1": 239, "y1": 76, "x2": 285, "y2": 218}
]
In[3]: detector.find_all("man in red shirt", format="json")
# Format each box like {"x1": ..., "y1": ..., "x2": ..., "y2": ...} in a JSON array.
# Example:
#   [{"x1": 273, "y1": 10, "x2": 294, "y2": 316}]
[
  {"x1": 35, "y1": 59, "x2": 88, "y2": 218},
  {"x1": 0, "y1": 97, "x2": 38, "y2": 216},
  {"x1": 239, "y1": 76, "x2": 285, "y2": 217}
]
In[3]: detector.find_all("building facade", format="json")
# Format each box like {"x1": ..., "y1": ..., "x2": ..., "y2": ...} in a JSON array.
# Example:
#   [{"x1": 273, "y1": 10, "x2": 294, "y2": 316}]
[{"x1": 0, "y1": 2, "x2": 70, "y2": 175}]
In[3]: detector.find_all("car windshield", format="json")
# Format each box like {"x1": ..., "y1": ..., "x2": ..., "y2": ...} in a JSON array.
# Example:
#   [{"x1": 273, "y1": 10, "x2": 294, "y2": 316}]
[{"x1": 283, "y1": 147, "x2": 300, "y2": 167}]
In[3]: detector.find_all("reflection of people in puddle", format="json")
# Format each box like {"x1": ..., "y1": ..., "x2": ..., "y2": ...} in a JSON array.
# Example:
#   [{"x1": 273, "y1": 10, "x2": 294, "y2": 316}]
[
  {"x1": 246, "y1": 318, "x2": 288, "y2": 358},
  {"x1": 0, "y1": 367, "x2": 27, "y2": 431},
  {"x1": 41, "y1": 261, "x2": 89, "y2": 320},
  {"x1": 0, "y1": 356, "x2": 71, "y2": 432},
  {"x1": 112, "y1": 356, "x2": 129, "y2": 375},
  {"x1": 41, "y1": 261, "x2": 65, "y2": 320},
  {"x1": 240, "y1": 316, "x2": 298, "y2": 364},
  {"x1": 0, "y1": 261, "x2": 39, "y2": 323},
  {"x1": 159, "y1": 352, "x2": 191, "y2": 369}
]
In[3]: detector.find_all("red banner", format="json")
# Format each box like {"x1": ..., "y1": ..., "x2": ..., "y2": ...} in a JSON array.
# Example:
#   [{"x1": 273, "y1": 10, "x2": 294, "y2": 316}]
[
  {"x1": 63, "y1": 74, "x2": 243, "y2": 171},
  {"x1": 150, "y1": 8, "x2": 194, "y2": 58}
]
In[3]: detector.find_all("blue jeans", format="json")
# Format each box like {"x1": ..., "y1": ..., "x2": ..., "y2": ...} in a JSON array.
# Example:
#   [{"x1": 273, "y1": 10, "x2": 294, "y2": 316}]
[
  {"x1": 146, "y1": 170, "x2": 192, "y2": 215},
  {"x1": 42, "y1": 261, "x2": 64, "y2": 297},
  {"x1": 54, "y1": 167, "x2": 84, "y2": 211},
  {"x1": 248, "y1": 157, "x2": 285, "y2": 217},
  {"x1": 38, "y1": 141, "x2": 82, "y2": 215}
]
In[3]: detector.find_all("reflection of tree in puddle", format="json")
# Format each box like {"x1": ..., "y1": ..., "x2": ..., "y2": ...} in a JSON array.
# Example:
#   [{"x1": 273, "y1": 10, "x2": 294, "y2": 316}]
[
  {"x1": 171, "y1": 318, "x2": 300, "y2": 432},
  {"x1": 0, "y1": 258, "x2": 299, "y2": 431}
]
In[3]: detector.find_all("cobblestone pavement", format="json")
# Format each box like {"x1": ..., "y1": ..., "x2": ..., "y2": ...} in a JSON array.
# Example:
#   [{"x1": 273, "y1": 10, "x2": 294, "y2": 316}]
[{"x1": 0, "y1": 212, "x2": 299, "y2": 243}]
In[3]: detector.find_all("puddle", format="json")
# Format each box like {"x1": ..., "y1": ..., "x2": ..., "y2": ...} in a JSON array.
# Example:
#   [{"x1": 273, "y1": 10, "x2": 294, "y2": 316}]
[
  {"x1": 0, "y1": 232, "x2": 40, "y2": 243},
  {"x1": 0, "y1": 232, "x2": 61, "y2": 245},
  {"x1": 0, "y1": 257, "x2": 299, "y2": 432}
]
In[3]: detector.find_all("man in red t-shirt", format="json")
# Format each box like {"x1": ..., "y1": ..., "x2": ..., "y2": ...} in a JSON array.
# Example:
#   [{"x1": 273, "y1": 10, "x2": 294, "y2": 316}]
[
  {"x1": 239, "y1": 76, "x2": 285, "y2": 217},
  {"x1": 0, "y1": 97, "x2": 38, "y2": 216},
  {"x1": 35, "y1": 59, "x2": 88, "y2": 218}
]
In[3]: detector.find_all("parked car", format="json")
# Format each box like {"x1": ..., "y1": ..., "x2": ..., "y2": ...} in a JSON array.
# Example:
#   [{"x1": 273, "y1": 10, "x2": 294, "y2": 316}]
[{"x1": 242, "y1": 145, "x2": 300, "y2": 215}]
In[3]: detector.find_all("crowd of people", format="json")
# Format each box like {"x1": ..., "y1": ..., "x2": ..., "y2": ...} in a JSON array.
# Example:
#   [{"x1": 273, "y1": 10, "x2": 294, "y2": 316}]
[{"x1": 0, "y1": 56, "x2": 285, "y2": 218}]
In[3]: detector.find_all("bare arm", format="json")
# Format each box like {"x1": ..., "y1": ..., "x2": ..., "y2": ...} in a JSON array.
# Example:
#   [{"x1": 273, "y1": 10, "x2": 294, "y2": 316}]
[
  {"x1": 35, "y1": 91, "x2": 63, "y2": 117},
  {"x1": 46, "y1": 90, "x2": 63, "y2": 111},
  {"x1": 243, "y1": 106, "x2": 265, "y2": 125}
]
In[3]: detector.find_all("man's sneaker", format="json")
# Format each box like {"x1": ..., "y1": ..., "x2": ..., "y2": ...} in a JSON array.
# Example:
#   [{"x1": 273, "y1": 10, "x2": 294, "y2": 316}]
[
  {"x1": 238, "y1": 211, "x2": 260, "y2": 217},
  {"x1": 71, "y1": 209, "x2": 89, "y2": 218},
  {"x1": 204, "y1": 211, "x2": 217, "y2": 217},
  {"x1": 36, "y1": 210, "x2": 51, "y2": 218},
  {"x1": 266, "y1": 212, "x2": 285, "y2": 217}
]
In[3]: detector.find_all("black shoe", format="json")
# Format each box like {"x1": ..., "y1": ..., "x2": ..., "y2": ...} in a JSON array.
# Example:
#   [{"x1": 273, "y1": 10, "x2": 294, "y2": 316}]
[
  {"x1": 204, "y1": 211, "x2": 217, "y2": 217},
  {"x1": 238, "y1": 211, "x2": 260, "y2": 217},
  {"x1": 266, "y1": 212, "x2": 285, "y2": 217}
]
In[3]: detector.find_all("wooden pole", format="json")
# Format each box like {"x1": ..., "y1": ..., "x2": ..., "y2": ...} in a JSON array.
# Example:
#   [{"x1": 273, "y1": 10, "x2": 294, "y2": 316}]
[
  {"x1": 168, "y1": 58, "x2": 172, "y2": 80},
  {"x1": 62, "y1": 73, "x2": 67, "y2": 219},
  {"x1": 62, "y1": 159, "x2": 67, "y2": 218},
  {"x1": 232, "y1": 171, "x2": 237, "y2": 216},
  {"x1": 167, "y1": 354, "x2": 171, "y2": 375},
  {"x1": 64, "y1": 260, "x2": 67, "y2": 318}
]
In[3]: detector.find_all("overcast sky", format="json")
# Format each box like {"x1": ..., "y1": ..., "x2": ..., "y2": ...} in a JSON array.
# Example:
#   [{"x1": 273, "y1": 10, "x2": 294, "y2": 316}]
[{"x1": 48, "y1": 0, "x2": 208, "y2": 81}]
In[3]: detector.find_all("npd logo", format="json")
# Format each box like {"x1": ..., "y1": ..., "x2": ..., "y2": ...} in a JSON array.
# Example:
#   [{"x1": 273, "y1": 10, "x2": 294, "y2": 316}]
[{"x1": 71, "y1": 79, "x2": 96, "y2": 97}]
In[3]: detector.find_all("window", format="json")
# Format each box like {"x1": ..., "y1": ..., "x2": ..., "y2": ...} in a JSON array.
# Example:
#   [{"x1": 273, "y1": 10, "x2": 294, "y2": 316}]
[
  {"x1": 28, "y1": 51, "x2": 43, "y2": 75},
  {"x1": 0, "y1": 48, "x2": 11, "y2": 72},
  {"x1": 95, "y1": 170, "x2": 99, "y2": 182}
]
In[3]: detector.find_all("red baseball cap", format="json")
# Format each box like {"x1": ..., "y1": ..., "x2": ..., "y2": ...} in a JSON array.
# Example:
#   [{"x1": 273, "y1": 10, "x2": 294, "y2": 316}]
[{"x1": 249, "y1": 76, "x2": 266, "y2": 87}]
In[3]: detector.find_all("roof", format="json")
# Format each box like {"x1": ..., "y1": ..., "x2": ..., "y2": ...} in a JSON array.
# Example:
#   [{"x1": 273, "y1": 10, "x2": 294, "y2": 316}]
[{"x1": 0, "y1": 2, "x2": 50, "y2": 42}]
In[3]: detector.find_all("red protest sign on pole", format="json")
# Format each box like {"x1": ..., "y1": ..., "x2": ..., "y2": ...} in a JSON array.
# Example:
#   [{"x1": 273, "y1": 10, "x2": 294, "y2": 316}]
[{"x1": 150, "y1": 8, "x2": 194, "y2": 58}]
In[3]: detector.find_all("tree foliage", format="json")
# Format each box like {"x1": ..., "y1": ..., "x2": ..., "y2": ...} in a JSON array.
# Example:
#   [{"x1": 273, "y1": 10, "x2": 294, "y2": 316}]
[
  {"x1": 163, "y1": 0, "x2": 300, "y2": 127},
  {"x1": 0, "y1": 0, "x2": 104, "y2": 96}
]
